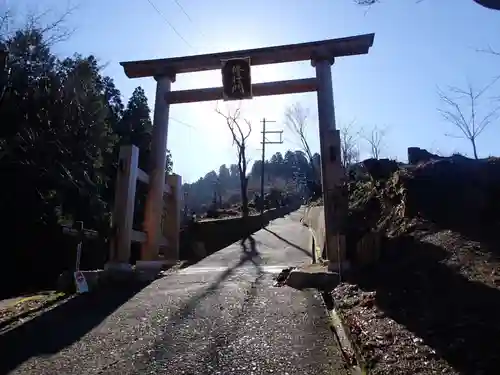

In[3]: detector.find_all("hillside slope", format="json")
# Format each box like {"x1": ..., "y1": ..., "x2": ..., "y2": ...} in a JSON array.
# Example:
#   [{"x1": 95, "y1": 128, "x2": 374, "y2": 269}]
[{"x1": 332, "y1": 150, "x2": 500, "y2": 374}]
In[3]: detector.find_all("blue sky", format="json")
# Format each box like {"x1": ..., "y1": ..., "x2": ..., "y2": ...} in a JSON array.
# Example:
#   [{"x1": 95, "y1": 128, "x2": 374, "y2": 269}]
[{"x1": 3, "y1": 0, "x2": 500, "y2": 182}]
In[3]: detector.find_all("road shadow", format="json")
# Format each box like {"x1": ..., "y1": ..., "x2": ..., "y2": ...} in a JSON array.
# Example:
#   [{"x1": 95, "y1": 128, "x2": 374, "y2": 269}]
[
  {"x1": 263, "y1": 228, "x2": 312, "y2": 259},
  {"x1": 136, "y1": 235, "x2": 264, "y2": 370},
  {"x1": 138, "y1": 238, "x2": 265, "y2": 373},
  {"x1": 180, "y1": 204, "x2": 303, "y2": 265},
  {"x1": 0, "y1": 280, "x2": 151, "y2": 374},
  {"x1": 159, "y1": 235, "x2": 263, "y2": 329},
  {"x1": 347, "y1": 234, "x2": 500, "y2": 374},
  {"x1": 202, "y1": 269, "x2": 265, "y2": 371}
]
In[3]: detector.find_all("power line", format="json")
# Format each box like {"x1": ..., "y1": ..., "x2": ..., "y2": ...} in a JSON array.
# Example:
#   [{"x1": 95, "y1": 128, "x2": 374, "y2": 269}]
[
  {"x1": 144, "y1": 0, "x2": 196, "y2": 52},
  {"x1": 170, "y1": 116, "x2": 197, "y2": 129},
  {"x1": 170, "y1": 0, "x2": 210, "y2": 47},
  {"x1": 171, "y1": 0, "x2": 194, "y2": 22}
]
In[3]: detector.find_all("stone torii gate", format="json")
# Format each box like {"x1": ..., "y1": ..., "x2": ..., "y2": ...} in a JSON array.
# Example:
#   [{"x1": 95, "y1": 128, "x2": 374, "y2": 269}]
[{"x1": 119, "y1": 33, "x2": 375, "y2": 271}]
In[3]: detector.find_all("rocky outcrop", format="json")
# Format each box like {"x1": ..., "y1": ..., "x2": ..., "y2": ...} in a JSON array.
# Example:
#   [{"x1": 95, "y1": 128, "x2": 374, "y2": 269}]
[
  {"x1": 347, "y1": 149, "x2": 500, "y2": 243},
  {"x1": 407, "y1": 147, "x2": 443, "y2": 165},
  {"x1": 334, "y1": 148, "x2": 500, "y2": 375},
  {"x1": 274, "y1": 264, "x2": 340, "y2": 292},
  {"x1": 362, "y1": 158, "x2": 399, "y2": 181},
  {"x1": 305, "y1": 148, "x2": 500, "y2": 268}
]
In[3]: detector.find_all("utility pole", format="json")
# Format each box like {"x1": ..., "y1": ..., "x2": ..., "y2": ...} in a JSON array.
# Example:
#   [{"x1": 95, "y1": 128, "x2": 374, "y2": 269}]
[{"x1": 260, "y1": 118, "x2": 283, "y2": 217}]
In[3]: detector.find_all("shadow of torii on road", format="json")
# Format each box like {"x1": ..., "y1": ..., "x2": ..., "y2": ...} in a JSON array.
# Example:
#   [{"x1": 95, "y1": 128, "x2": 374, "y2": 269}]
[
  {"x1": 162, "y1": 234, "x2": 263, "y2": 326},
  {"x1": 142, "y1": 235, "x2": 265, "y2": 367},
  {"x1": 263, "y1": 228, "x2": 312, "y2": 259}
]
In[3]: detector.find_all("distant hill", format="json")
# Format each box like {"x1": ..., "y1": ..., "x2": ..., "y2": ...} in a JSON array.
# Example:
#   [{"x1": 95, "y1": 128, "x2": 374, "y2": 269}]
[{"x1": 182, "y1": 149, "x2": 320, "y2": 214}]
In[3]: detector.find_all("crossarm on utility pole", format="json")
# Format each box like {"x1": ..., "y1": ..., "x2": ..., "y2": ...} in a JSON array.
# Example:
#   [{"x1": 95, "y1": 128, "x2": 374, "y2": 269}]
[{"x1": 260, "y1": 118, "x2": 283, "y2": 218}]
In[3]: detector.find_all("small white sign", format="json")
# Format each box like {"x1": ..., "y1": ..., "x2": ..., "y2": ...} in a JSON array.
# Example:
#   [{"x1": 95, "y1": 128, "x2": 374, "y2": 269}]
[{"x1": 74, "y1": 271, "x2": 89, "y2": 294}]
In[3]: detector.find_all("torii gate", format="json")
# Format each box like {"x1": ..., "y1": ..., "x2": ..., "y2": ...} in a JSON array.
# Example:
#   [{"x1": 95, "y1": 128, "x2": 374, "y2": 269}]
[{"x1": 117, "y1": 33, "x2": 375, "y2": 271}]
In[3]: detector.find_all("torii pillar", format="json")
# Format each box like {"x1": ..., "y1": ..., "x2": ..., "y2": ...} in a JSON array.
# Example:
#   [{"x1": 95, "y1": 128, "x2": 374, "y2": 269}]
[
  {"x1": 142, "y1": 75, "x2": 175, "y2": 262},
  {"x1": 313, "y1": 55, "x2": 347, "y2": 271}
]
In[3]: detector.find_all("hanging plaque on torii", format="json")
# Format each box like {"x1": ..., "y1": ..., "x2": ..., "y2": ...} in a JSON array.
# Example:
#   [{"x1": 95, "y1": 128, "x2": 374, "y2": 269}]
[{"x1": 221, "y1": 57, "x2": 252, "y2": 101}]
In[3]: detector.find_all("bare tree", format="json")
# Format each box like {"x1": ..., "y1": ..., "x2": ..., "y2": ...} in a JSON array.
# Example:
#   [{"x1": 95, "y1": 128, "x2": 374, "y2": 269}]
[
  {"x1": 438, "y1": 79, "x2": 500, "y2": 159},
  {"x1": 284, "y1": 103, "x2": 313, "y2": 161},
  {"x1": 284, "y1": 102, "x2": 320, "y2": 181},
  {"x1": 0, "y1": 4, "x2": 77, "y2": 44},
  {"x1": 361, "y1": 125, "x2": 387, "y2": 159},
  {"x1": 0, "y1": 5, "x2": 77, "y2": 106},
  {"x1": 339, "y1": 120, "x2": 360, "y2": 168},
  {"x1": 216, "y1": 105, "x2": 252, "y2": 218}
]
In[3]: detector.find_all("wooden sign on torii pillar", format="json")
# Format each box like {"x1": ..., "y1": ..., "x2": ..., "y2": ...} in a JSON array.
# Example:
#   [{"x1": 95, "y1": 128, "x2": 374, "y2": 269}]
[{"x1": 119, "y1": 33, "x2": 375, "y2": 271}]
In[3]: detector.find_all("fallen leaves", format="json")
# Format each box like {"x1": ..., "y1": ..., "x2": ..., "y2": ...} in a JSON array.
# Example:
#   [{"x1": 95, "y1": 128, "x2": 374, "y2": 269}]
[{"x1": 0, "y1": 291, "x2": 66, "y2": 327}]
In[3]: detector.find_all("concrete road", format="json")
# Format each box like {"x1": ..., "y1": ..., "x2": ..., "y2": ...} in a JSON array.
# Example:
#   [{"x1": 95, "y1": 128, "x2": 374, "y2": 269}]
[{"x1": 2, "y1": 208, "x2": 348, "y2": 375}]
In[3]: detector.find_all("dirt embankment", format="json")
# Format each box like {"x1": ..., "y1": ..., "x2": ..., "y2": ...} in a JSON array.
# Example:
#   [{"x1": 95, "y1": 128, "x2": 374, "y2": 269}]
[{"x1": 334, "y1": 149, "x2": 500, "y2": 375}]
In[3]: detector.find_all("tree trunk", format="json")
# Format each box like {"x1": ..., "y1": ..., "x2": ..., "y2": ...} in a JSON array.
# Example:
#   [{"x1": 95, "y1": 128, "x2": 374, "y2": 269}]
[
  {"x1": 240, "y1": 176, "x2": 249, "y2": 218},
  {"x1": 471, "y1": 137, "x2": 479, "y2": 159}
]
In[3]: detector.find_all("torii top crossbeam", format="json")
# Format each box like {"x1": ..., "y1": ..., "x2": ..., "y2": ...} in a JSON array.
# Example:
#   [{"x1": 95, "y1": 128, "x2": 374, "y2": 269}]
[{"x1": 120, "y1": 33, "x2": 375, "y2": 79}]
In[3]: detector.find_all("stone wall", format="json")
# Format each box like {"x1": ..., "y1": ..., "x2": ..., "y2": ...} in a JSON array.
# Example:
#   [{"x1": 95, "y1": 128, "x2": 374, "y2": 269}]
[
  {"x1": 302, "y1": 205, "x2": 326, "y2": 260},
  {"x1": 302, "y1": 204, "x2": 352, "y2": 268}
]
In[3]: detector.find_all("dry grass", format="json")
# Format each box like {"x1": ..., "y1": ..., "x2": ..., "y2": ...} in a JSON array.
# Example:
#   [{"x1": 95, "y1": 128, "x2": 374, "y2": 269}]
[{"x1": 0, "y1": 291, "x2": 67, "y2": 326}]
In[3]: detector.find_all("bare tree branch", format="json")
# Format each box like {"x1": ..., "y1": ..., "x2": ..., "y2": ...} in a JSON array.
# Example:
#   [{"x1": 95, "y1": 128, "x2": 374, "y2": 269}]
[
  {"x1": 353, "y1": 0, "x2": 424, "y2": 5},
  {"x1": 0, "y1": 4, "x2": 77, "y2": 107},
  {"x1": 0, "y1": 9, "x2": 14, "y2": 39},
  {"x1": 353, "y1": 0, "x2": 379, "y2": 4},
  {"x1": 284, "y1": 103, "x2": 313, "y2": 160},
  {"x1": 339, "y1": 120, "x2": 360, "y2": 168},
  {"x1": 284, "y1": 102, "x2": 320, "y2": 182},
  {"x1": 477, "y1": 45, "x2": 500, "y2": 57},
  {"x1": 1, "y1": 3, "x2": 78, "y2": 46},
  {"x1": 26, "y1": 4, "x2": 78, "y2": 46},
  {"x1": 437, "y1": 77, "x2": 500, "y2": 159},
  {"x1": 361, "y1": 125, "x2": 387, "y2": 159},
  {"x1": 215, "y1": 102, "x2": 252, "y2": 218}
]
